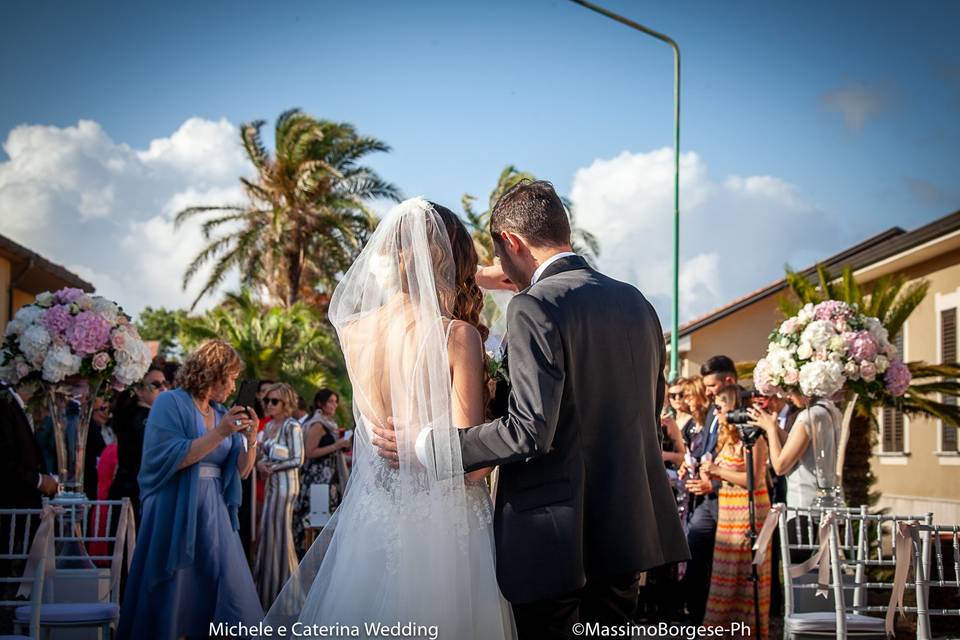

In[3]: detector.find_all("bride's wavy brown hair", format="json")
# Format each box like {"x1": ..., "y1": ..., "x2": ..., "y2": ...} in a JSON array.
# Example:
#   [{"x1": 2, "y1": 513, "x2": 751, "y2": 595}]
[{"x1": 428, "y1": 202, "x2": 490, "y2": 345}]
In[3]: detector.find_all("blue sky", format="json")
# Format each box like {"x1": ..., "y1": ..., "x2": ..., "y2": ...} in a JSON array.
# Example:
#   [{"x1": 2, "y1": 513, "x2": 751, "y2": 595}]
[{"x1": 2, "y1": 0, "x2": 959, "y2": 321}]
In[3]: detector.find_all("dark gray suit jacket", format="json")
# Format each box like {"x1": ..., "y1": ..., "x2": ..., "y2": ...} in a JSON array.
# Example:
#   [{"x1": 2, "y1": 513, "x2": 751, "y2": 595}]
[{"x1": 460, "y1": 255, "x2": 690, "y2": 603}]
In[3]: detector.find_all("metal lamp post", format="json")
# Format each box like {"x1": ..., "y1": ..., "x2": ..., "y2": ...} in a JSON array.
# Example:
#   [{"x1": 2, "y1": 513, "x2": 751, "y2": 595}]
[{"x1": 568, "y1": 0, "x2": 682, "y2": 380}]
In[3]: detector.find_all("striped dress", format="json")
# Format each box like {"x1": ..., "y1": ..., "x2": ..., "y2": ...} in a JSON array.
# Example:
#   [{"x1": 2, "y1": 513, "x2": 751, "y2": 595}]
[
  {"x1": 703, "y1": 442, "x2": 771, "y2": 639},
  {"x1": 254, "y1": 416, "x2": 305, "y2": 608}
]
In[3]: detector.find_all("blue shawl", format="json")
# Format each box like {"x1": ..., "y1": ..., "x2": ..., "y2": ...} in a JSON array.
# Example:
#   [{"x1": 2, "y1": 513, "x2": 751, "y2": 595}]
[{"x1": 136, "y1": 387, "x2": 242, "y2": 588}]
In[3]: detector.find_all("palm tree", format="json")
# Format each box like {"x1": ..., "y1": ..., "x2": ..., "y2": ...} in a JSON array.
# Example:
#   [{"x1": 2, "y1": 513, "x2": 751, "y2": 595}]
[
  {"x1": 777, "y1": 264, "x2": 960, "y2": 507},
  {"x1": 178, "y1": 289, "x2": 350, "y2": 406},
  {"x1": 462, "y1": 165, "x2": 600, "y2": 266},
  {"x1": 176, "y1": 109, "x2": 401, "y2": 309}
]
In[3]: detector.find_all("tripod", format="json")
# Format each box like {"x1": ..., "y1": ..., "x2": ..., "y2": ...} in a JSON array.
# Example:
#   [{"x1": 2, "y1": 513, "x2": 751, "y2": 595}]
[{"x1": 738, "y1": 425, "x2": 764, "y2": 636}]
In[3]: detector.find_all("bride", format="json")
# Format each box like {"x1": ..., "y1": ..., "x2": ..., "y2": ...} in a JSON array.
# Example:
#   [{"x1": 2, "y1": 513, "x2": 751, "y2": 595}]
[{"x1": 263, "y1": 198, "x2": 516, "y2": 639}]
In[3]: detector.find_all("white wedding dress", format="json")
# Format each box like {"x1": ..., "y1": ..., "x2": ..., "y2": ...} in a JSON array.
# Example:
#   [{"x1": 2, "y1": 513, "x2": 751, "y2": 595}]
[{"x1": 263, "y1": 198, "x2": 516, "y2": 640}]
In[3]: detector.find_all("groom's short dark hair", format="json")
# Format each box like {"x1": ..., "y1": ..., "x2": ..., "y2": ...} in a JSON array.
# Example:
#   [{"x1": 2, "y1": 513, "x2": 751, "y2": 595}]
[{"x1": 490, "y1": 180, "x2": 572, "y2": 248}]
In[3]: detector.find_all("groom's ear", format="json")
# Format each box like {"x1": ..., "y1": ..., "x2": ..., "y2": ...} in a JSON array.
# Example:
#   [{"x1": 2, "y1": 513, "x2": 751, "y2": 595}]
[{"x1": 499, "y1": 230, "x2": 525, "y2": 255}]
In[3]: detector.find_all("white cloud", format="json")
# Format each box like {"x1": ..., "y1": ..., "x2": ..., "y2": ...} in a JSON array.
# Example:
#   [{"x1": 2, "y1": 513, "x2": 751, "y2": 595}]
[
  {"x1": 570, "y1": 148, "x2": 846, "y2": 325},
  {"x1": 822, "y1": 83, "x2": 889, "y2": 132},
  {"x1": 0, "y1": 118, "x2": 251, "y2": 317}
]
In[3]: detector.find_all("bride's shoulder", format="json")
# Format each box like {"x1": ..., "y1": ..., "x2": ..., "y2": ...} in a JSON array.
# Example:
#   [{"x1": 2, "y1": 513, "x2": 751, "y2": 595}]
[{"x1": 446, "y1": 320, "x2": 484, "y2": 357}]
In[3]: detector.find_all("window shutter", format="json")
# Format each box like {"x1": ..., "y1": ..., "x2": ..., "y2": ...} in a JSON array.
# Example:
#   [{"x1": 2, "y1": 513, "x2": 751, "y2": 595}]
[
  {"x1": 883, "y1": 331, "x2": 906, "y2": 453},
  {"x1": 941, "y1": 309, "x2": 958, "y2": 452}
]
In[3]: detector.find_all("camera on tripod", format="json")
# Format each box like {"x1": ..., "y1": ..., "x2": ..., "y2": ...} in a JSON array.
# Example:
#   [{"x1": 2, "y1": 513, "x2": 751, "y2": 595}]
[{"x1": 725, "y1": 389, "x2": 765, "y2": 444}]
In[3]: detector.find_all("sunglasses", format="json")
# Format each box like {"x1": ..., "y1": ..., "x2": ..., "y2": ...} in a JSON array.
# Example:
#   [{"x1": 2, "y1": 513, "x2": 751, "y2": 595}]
[
  {"x1": 265, "y1": 397, "x2": 283, "y2": 406},
  {"x1": 148, "y1": 381, "x2": 167, "y2": 390}
]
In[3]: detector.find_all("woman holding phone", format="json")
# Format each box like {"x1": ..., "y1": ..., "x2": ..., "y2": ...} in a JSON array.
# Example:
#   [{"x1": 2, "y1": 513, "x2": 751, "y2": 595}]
[{"x1": 117, "y1": 340, "x2": 262, "y2": 640}]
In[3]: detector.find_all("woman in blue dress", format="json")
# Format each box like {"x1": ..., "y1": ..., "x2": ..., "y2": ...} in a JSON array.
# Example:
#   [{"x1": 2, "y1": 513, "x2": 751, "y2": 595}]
[{"x1": 117, "y1": 340, "x2": 263, "y2": 640}]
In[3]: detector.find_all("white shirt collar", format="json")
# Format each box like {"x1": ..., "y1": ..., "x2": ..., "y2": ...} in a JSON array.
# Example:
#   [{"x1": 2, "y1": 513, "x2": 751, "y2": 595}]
[{"x1": 531, "y1": 252, "x2": 577, "y2": 286}]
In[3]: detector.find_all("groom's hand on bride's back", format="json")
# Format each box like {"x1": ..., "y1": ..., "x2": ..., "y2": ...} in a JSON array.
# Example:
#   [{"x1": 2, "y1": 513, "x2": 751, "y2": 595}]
[{"x1": 371, "y1": 421, "x2": 400, "y2": 469}]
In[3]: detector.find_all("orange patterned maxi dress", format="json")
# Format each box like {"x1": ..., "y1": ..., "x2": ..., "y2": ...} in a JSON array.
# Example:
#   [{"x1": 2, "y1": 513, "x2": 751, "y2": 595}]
[{"x1": 703, "y1": 442, "x2": 771, "y2": 639}]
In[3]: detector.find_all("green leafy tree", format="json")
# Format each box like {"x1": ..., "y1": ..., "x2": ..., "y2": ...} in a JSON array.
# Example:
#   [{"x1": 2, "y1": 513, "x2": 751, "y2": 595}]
[
  {"x1": 462, "y1": 165, "x2": 600, "y2": 266},
  {"x1": 136, "y1": 307, "x2": 188, "y2": 361},
  {"x1": 778, "y1": 264, "x2": 960, "y2": 507},
  {"x1": 176, "y1": 109, "x2": 401, "y2": 309},
  {"x1": 178, "y1": 289, "x2": 350, "y2": 409}
]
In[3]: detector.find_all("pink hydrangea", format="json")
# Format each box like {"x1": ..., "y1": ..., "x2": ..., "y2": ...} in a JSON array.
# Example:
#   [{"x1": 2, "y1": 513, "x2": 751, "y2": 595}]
[
  {"x1": 814, "y1": 300, "x2": 854, "y2": 323},
  {"x1": 66, "y1": 311, "x2": 113, "y2": 355},
  {"x1": 54, "y1": 288, "x2": 86, "y2": 304},
  {"x1": 42, "y1": 305, "x2": 74, "y2": 336},
  {"x1": 884, "y1": 360, "x2": 912, "y2": 396},
  {"x1": 847, "y1": 330, "x2": 879, "y2": 362}
]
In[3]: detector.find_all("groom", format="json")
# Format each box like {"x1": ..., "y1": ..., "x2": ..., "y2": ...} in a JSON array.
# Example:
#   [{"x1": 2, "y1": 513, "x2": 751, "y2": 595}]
[{"x1": 376, "y1": 181, "x2": 689, "y2": 638}]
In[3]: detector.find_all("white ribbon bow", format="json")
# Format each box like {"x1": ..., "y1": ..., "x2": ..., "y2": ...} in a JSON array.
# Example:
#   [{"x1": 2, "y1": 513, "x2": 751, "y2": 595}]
[
  {"x1": 885, "y1": 520, "x2": 919, "y2": 637},
  {"x1": 789, "y1": 510, "x2": 837, "y2": 598},
  {"x1": 753, "y1": 503, "x2": 786, "y2": 567},
  {"x1": 110, "y1": 501, "x2": 137, "y2": 595},
  {"x1": 17, "y1": 505, "x2": 63, "y2": 599}
]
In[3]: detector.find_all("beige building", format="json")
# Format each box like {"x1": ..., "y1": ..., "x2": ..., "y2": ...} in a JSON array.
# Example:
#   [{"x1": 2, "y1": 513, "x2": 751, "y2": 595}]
[
  {"x1": 0, "y1": 233, "x2": 94, "y2": 335},
  {"x1": 667, "y1": 210, "x2": 960, "y2": 523}
]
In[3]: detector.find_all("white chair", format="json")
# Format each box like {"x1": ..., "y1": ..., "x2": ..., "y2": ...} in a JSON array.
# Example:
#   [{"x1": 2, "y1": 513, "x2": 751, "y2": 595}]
[
  {"x1": 0, "y1": 508, "x2": 50, "y2": 640},
  {"x1": 839, "y1": 507, "x2": 936, "y2": 639},
  {"x1": 910, "y1": 523, "x2": 960, "y2": 639},
  {"x1": 778, "y1": 504, "x2": 887, "y2": 639},
  {"x1": 12, "y1": 499, "x2": 136, "y2": 640}
]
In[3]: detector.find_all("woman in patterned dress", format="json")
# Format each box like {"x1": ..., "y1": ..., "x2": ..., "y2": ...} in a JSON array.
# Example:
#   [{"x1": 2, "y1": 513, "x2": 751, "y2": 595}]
[
  {"x1": 293, "y1": 389, "x2": 351, "y2": 557},
  {"x1": 253, "y1": 382, "x2": 305, "y2": 609},
  {"x1": 700, "y1": 385, "x2": 772, "y2": 639}
]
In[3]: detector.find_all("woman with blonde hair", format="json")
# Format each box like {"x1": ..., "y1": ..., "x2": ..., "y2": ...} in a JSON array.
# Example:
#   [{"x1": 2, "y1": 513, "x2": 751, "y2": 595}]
[
  {"x1": 254, "y1": 382, "x2": 305, "y2": 608},
  {"x1": 117, "y1": 340, "x2": 261, "y2": 640}
]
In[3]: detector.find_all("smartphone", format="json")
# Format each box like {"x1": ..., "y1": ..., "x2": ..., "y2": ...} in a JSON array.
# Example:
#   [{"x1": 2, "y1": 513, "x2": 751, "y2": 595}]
[{"x1": 233, "y1": 379, "x2": 260, "y2": 420}]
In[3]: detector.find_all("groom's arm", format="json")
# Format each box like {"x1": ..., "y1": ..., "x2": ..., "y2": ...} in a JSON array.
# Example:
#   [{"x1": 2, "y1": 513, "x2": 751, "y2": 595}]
[{"x1": 459, "y1": 293, "x2": 565, "y2": 472}]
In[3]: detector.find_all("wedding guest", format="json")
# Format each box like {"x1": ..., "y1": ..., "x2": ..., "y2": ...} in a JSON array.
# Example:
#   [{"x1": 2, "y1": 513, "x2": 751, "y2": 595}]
[
  {"x1": 109, "y1": 366, "x2": 167, "y2": 522},
  {"x1": 701, "y1": 385, "x2": 771, "y2": 639},
  {"x1": 90, "y1": 415, "x2": 118, "y2": 564},
  {"x1": 0, "y1": 381, "x2": 58, "y2": 509},
  {"x1": 678, "y1": 356, "x2": 739, "y2": 624},
  {"x1": 293, "y1": 389, "x2": 350, "y2": 557},
  {"x1": 117, "y1": 340, "x2": 261, "y2": 640},
  {"x1": 0, "y1": 381, "x2": 57, "y2": 634},
  {"x1": 83, "y1": 395, "x2": 110, "y2": 499},
  {"x1": 254, "y1": 382, "x2": 304, "y2": 608},
  {"x1": 294, "y1": 395, "x2": 309, "y2": 424},
  {"x1": 680, "y1": 376, "x2": 710, "y2": 443},
  {"x1": 660, "y1": 413, "x2": 686, "y2": 470},
  {"x1": 668, "y1": 378, "x2": 693, "y2": 427}
]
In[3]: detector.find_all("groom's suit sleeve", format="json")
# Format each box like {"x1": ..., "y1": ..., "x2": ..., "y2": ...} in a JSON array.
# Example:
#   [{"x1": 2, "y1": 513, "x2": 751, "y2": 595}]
[{"x1": 460, "y1": 292, "x2": 565, "y2": 472}]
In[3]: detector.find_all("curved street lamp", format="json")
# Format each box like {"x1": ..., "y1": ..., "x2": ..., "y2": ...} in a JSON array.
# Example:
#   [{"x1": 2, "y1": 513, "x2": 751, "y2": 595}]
[{"x1": 568, "y1": 0, "x2": 682, "y2": 381}]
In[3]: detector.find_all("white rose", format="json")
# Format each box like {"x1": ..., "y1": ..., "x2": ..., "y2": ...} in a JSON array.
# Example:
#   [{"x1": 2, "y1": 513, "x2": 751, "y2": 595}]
[
  {"x1": 844, "y1": 360, "x2": 860, "y2": 380},
  {"x1": 797, "y1": 342, "x2": 814, "y2": 360},
  {"x1": 19, "y1": 324, "x2": 52, "y2": 367},
  {"x1": 35, "y1": 292, "x2": 55, "y2": 308},
  {"x1": 875, "y1": 355, "x2": 890, "y2": 374},
  {"x1": 41, "y1": 344, "x2": 81, "y2": 383},
  {"x1": 77, "y1": 295, "x2": 94, "y2": 311},
  {"x1": 799, "y1": 360, "x2": 845, "y2": 398},
  {"x1": 828, "y1": 335, "x2": 847, "y2": 353},
  {"x1": 800, "y1": 320, "x2": 837, "y2": 351}
]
